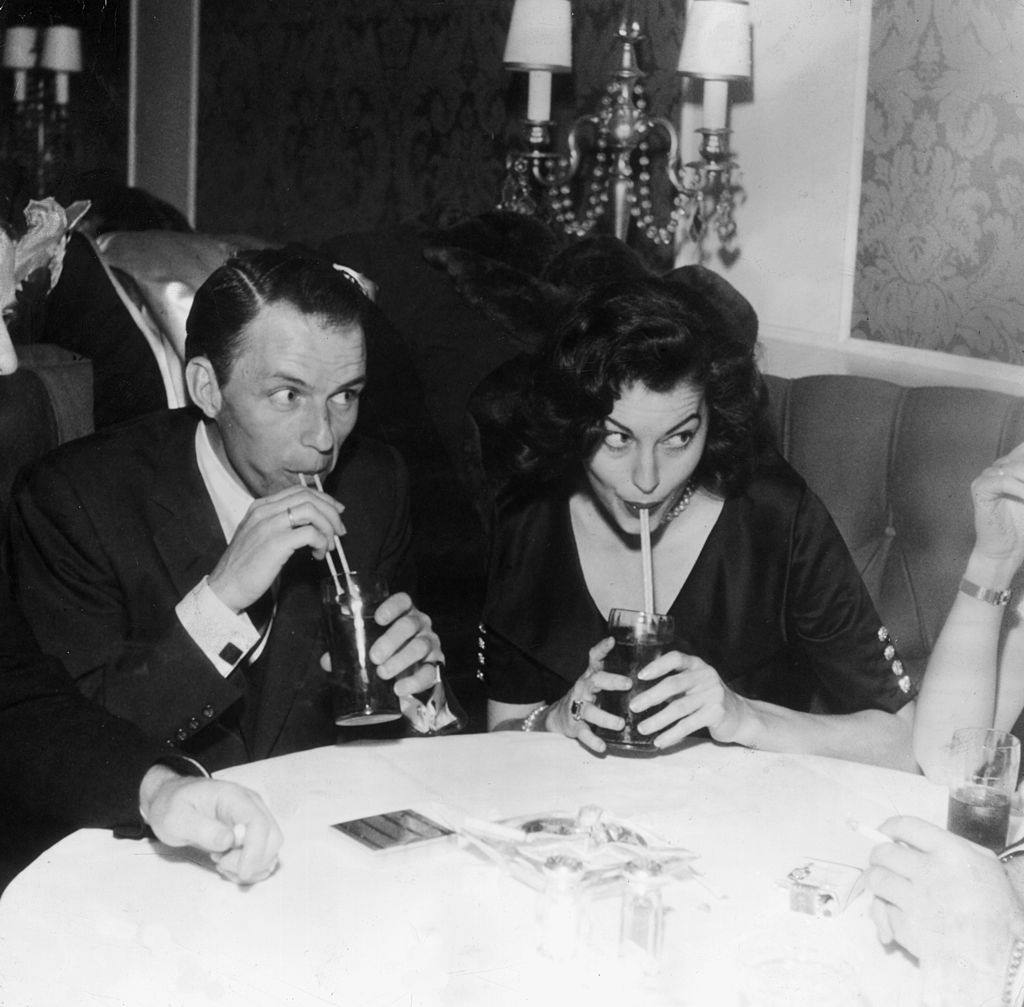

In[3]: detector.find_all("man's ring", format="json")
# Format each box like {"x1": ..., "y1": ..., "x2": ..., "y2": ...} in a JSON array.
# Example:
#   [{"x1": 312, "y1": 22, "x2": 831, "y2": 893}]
[
  {"x1": 287, "y1": 506, "x2": 297, "y2": 529},
  {"x1": 570, "y1": 698, "x2": 584, "y2": 721}
]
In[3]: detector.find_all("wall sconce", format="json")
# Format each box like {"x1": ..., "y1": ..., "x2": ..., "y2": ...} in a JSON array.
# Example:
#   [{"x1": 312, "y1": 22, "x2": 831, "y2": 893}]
[
  {"x1": 1, "y1": 24, "x2": 82, "y2": 199},
  {"x1": 499, "y1": 0, "x2": 751, "y2": 259}
]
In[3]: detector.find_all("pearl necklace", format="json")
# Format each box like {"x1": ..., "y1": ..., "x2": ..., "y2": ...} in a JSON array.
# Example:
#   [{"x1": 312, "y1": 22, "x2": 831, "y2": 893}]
[{"x1": 661, "y1": 480, "x2": 696, "y2": 525}]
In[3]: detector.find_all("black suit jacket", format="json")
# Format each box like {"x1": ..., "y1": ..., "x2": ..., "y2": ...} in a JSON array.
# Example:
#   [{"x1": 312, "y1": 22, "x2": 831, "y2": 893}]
[
  {"x1": 0, "y1": 577, "x2": 168, "y2": 889},
  {"x1": 8, "y1": 408, "x2": 415, "y2": 771}
]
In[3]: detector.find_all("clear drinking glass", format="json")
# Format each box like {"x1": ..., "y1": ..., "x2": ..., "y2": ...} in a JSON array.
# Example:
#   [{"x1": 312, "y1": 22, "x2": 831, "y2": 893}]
[
  {"x1": 946, "y1": 728, "x2": 1021, "y2": 852},
  {"x1": 593, "y1": 609, "x2": 675, "y2": 753},
  {"x1": 321, "y1": 572, "x2": 401, "y2": 726}
]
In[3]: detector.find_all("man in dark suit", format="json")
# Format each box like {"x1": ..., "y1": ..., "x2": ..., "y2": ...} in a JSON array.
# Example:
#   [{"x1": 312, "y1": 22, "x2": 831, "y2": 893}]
[
  {"x1": 8, "y1": 249, "x2": 454, "y2": 772},
  {"x1": 0, "y1": 578, "x2": 283, "y2": 888}
]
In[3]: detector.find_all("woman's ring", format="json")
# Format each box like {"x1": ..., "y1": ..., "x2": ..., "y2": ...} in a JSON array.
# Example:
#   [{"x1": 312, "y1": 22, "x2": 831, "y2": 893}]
[
  {"x1": 999, "y1": 468, "x2": 1007, "y2": 478},
  {"x1": 570, "y1": 698, "x2": 584, "y2": 721},
  {"x1": 287, "y1": 506, "x2": 297, "y2": 529}
]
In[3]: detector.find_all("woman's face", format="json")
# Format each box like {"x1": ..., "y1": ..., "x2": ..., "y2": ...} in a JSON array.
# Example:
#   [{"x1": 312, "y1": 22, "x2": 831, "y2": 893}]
[{"x1": 584, "y1": 379, "x2": 708, "y2": 533}]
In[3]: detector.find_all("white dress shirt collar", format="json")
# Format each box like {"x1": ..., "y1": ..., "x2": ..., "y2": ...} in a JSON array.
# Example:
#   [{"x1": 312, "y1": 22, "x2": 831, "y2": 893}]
[{"x1": 194, "y1": 421, "x2": 255, "y2": 543}]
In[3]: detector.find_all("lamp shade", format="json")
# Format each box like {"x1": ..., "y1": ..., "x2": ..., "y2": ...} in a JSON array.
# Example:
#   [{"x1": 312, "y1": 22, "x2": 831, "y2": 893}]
[
  {"x1": 504, "y1": 0, "x2": 572, "y2": 72},
  {"x1": 40, "y1": 25, "x2": 82, "y2": 73},
  {"x1": 678, "y1": 0, "x2": 751, "y2": 80},
  {"x1": 3, "y1": 26, "x2": 38, "y2": 70}
]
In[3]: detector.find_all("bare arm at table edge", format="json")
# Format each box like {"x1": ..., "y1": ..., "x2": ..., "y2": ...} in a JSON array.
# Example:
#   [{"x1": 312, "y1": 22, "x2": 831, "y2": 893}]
[
  {"x1": 489, "y1": 696, "x2": 917, "y2": 771},
  {"x1": 913, "y1": 448, "x2": 1024, "y2": 782}
]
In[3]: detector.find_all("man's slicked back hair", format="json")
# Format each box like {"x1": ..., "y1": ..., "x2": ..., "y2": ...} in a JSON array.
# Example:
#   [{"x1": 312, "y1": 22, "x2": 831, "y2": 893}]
[{"x1": 184, "y1": 248, "x2": 370, "y2": 384}]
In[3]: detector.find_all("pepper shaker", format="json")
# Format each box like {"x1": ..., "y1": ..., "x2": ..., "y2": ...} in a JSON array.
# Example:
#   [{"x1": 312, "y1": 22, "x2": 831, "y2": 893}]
[
  {"x1": 619, "y1": 860, "x2": 664, "y2": 971},
  {"x1": 537, "y1": 854, "x2": 586, "y2": 960}
]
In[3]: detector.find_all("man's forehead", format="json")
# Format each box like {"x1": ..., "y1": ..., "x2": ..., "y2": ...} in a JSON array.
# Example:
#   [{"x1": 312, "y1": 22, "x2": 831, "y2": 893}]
[{"x1": 227, "y1": 301, "x2": 366, "y2": 384}]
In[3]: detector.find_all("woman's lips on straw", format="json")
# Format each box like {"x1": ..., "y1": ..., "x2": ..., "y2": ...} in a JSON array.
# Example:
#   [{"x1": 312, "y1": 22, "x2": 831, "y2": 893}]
[{"x1": 623, "y1": 499, "x2": 663, "y2": 519}]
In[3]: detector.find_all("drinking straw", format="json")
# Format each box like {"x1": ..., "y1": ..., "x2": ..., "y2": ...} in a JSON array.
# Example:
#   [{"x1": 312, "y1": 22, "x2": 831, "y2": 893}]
[
  {"x1": 639, "y1": 507, "x2": 655, "y2": 616},
  {"x1": 298, "y1": 473, "x2": 352, "y2": 598}
]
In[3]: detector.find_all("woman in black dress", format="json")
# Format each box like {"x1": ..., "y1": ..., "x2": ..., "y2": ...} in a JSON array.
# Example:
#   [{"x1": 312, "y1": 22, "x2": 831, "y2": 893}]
[{"x1": 480, "y1": 272, "x2": 917, "y2": 767}]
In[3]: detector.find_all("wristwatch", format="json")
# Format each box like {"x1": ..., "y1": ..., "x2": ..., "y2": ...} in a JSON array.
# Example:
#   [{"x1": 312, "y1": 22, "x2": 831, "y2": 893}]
[{"x1": 959, "y1": 576, "x2": 1013, "y2": 607}]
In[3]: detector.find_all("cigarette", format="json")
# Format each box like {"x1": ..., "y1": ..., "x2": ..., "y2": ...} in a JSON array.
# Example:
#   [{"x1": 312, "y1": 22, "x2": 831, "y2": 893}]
[{"x1": 847, "y1": 818, "x2": 891, "y2": 845}]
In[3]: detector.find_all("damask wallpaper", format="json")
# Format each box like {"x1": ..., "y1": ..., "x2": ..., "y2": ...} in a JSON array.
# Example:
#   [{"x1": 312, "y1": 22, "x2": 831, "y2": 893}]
[
  {"x1": 852, "y1": 1, "x2": 1024, "y2": 365},
  {"x1": 196, "y1": 1, "x2": 686, "y2": 246}
]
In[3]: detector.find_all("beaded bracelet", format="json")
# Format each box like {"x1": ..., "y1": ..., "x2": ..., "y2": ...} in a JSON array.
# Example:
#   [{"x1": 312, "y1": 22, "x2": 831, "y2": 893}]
[
  {"x1": 1004, "y1": 937, "x2": 1024, "y2": 1006},
  {"x1": 521, "y1": 704, "x2": 549, "y2": 732}
]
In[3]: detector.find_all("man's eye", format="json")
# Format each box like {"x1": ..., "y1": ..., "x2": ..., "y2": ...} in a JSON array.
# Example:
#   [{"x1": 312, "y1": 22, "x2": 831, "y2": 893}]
[
  {"x1": 332, "y1": 388, "x2": 361, "y2": 407},
  {"x1": 269, "y1": 389, "x2": 299, "y2": 407}
]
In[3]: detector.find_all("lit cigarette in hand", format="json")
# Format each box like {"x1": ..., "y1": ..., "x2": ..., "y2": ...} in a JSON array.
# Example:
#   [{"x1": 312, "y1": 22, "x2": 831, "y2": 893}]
[{"x1": 847, "y1": 818, "x2": 892, "y2": 845}]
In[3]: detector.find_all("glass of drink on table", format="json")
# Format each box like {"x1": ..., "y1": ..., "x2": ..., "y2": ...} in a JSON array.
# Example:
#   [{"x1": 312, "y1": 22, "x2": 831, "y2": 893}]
[
  {"x1": 593, "y1": 609, "x2": 675, "y2": 753},
  {"x1": 946, "y1": 728, "x2": 1020, "y2": 852},
  {"x1": 321, "y1": 571, "x2": 402, "y2": 726}
]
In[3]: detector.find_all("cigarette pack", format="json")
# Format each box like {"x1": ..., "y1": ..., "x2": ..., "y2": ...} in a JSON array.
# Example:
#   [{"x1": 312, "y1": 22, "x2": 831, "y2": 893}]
[{"x1": 785, "y1": 859, "x2": 862, "y2": 917}]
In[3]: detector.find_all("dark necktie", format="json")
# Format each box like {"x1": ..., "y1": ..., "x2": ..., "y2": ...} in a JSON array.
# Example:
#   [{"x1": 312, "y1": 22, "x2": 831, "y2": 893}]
[{"x1": 246, "y1": 589, "x2": 276, "y2": 641}]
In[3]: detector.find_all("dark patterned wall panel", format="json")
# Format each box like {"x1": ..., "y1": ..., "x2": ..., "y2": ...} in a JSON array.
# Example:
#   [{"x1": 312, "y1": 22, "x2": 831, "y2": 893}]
[
  {"x1": 853, "y1": 0, "x2": 1024, "y2": 365},
  {"x1": 197, "y1": 1, "x2": 689, "y2": 245}
]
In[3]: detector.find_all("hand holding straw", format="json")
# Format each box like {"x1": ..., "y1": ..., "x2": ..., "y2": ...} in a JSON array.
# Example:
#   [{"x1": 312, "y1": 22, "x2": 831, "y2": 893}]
[
  {"x1": 639, "y1": 507, "x2": 655, "y2": 615},
  {"x1": 298, "y1": 473, "x2": 354, "y2": 598}
]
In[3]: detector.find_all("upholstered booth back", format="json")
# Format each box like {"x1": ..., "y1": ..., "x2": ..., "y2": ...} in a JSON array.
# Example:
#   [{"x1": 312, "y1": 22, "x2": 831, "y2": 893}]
[
  {"x1": 0, "y1": 345, "x2": 93, "y2": 531},
  {"x1": 764, "y1": 373, "x2": 1024, "y2": 686}
]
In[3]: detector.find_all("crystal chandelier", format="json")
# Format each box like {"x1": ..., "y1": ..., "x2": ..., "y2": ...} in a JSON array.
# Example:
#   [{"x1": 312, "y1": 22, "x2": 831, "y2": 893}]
[{"x1": 498, "y1": 0, "x2": 752, "y2": 260}]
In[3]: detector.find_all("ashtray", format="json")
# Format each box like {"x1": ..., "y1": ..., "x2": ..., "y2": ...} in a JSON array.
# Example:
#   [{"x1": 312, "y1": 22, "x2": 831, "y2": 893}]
[{"x1": 457, "y1": 804, "x2": 697, "y2": 893}]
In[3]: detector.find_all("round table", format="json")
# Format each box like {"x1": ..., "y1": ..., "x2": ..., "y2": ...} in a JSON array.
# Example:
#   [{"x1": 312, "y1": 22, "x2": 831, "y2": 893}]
[{"x1": 0, "y1": 733, "x2": 949, "y2": 1006}]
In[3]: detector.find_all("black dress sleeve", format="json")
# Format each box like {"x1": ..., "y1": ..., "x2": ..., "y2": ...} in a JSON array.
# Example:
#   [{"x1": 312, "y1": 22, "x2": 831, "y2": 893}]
[
  {"x1": 479, "y1": 483, "x2": 603, "y2": 706},
  {"x1": 784, "y1": 487, "x2": 917, "y2": 714},
  {"x1": 479, "y1": 622, "x2": 565, "y2": 705}
]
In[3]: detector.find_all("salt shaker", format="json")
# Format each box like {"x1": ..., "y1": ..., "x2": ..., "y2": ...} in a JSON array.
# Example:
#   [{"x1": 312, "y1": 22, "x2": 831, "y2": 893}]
[
  {"x1": 537, "y1": 854, "x2": 586, "y2": 960},
  {"x1": 619, "y1": 860, "x2": 664, "y2": 970}
]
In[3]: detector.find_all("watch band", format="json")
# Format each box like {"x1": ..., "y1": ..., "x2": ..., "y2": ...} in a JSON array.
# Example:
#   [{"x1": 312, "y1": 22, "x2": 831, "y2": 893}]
[{"x1": 959, "y1": 576, "x2": 1013, "y2": 607}]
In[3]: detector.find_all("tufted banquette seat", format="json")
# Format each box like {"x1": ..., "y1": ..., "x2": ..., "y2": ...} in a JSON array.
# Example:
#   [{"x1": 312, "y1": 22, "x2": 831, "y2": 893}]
[{"x1": 764, "y1": 373, "x2": 1024, "y2": 695}]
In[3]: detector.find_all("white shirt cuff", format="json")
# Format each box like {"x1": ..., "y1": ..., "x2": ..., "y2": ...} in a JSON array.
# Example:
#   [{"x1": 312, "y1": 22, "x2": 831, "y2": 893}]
[{"x1": 175, "y1": 576, "x2": 260, "y2": 678}]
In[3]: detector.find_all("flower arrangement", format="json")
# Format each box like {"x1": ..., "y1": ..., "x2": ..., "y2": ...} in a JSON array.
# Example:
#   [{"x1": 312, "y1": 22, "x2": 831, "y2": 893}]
[{"x1": 0, "y1": 196, "x2": 90, "y2": 375}]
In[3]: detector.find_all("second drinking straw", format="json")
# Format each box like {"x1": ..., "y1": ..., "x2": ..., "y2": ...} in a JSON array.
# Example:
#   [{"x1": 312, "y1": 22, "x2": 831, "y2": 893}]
[
  {"x1": 639, "y1": 507, "x2": 655, "y2": 615},
  {"x1": 298, "y1": 473, "x2": 353, "y2": 599}
]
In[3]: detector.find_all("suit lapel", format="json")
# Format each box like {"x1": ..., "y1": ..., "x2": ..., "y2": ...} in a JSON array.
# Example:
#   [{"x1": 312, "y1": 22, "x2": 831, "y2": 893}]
[{"x1": 148, "y1": 419, "x2": 227, "y2": 596}]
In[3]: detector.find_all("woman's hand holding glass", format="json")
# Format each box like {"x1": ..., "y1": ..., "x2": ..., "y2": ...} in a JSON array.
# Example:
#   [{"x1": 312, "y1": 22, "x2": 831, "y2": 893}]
[
  {"x1": 546, "y1": 638, "x2": 630, "y2": 751},
  {"x1": 630, "y1": 651, "x2": 750, "y2": 748},
  {"x1": 548, "y1": 640, "x2": 751, "y2": 752}
]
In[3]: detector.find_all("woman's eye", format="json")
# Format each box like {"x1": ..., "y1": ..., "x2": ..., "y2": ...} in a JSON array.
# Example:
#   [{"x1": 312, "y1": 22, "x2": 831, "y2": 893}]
[
  {"x1": 665, "y1": 429, "x2": 695, "y2": 449},
  {"x1": 602, "y1": 431, "x2": 630, "y2": 449}
]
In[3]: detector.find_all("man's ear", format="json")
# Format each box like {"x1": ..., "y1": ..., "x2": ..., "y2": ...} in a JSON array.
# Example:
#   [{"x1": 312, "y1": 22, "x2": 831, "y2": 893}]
[{"x1": 186, "y1": 357, "x2": 222, "y2": 419}]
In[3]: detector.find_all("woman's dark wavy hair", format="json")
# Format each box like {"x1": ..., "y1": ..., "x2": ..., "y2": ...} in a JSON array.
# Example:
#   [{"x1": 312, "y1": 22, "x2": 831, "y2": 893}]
[
  {"x1": 515, "y1": 274, "x2": 772, "y2": 496},
  {"x1": 185, "y1": 248, "x2": 370, "y2": 384}
]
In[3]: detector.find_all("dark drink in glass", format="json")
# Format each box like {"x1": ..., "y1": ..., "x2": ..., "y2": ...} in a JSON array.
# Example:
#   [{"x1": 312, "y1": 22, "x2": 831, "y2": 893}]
[
  {"x1": 322, "y1": 573, "x2": 402, "y2": 726},
  {"x1": 946, "y1": 728, "x2": 1020, "y2": 853},
  {"x1": 947, "y1": 784, "x2": 1011, "y2": 852},
  {"x1": 593, "y1": 609, "x2": 675, "y2": 753}
]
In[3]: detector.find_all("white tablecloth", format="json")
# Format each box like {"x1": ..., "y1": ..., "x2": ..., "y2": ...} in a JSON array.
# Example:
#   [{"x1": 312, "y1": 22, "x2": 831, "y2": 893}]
[{"x1": 0, "y1": 734, "x2": 950, "y2": 1006}]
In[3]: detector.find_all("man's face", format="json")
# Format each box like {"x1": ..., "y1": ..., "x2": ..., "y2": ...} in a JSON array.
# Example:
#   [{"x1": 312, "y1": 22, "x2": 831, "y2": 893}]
[{"x1": 198, "y1": 300, "x2": 366, "y2": 498}]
